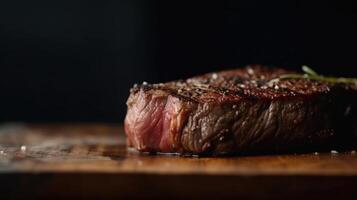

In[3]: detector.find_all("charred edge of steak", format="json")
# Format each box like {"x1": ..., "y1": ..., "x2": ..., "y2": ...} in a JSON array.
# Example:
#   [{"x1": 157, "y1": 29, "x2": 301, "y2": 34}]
[{"x1": 125, "y1": 65, "x2": 357, "y2": 156}]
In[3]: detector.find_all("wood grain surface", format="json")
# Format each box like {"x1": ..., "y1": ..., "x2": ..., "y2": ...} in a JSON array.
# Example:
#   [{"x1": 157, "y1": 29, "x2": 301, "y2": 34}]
[{"x1": 1, "y1": 123, "x2": 357, "y2": 199}]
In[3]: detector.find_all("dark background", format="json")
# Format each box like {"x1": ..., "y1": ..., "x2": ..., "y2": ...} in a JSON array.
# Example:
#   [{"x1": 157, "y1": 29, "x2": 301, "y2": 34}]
[{"x1": 0, "y1": 1, "x2": 356, "y2": 122}]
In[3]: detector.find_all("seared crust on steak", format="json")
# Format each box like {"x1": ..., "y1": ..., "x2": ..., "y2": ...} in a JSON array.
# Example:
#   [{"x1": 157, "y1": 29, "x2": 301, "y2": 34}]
[{"x1": 124, "y1": 65, "x2": 357, "y2": 155}]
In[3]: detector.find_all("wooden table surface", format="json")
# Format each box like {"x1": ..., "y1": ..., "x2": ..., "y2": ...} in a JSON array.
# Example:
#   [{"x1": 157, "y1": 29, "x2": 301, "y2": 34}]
[{"x1": 1, "y1": 123, "x2": 357, "y2": 199}]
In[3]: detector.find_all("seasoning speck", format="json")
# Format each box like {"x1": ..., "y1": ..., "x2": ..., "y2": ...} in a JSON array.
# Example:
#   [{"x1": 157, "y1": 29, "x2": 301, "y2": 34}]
[
  {"x1": 142, "y1": 81, "x2": 148, "y2": 85},
  {"x1": 0, "y1": 150, "x2": 4, "y2": 155},
  {"x1": 274, "y1": 85, "x2": 280, "y2": 90},
  {"x1": 314, "y1": 152, "x2": 319, "y2": 155},
  {"x1": 351, "y1": 150, "x2": 356, "y2": 154},
  {"x1": 211, "y1": 73, "x2": 218, "y2": 80},
  {"x1": 247, "y1": 67, "x2": 254, "y2": 75},
  {"x1": 20, "y1": 145, "x2": 26, "y2": 152},
  {"x1": 330, "y1": 150, "x2": 338, "y2": 154},
  {"x1": 232, "y1": 105, "x2": 237, "y2": 109}
]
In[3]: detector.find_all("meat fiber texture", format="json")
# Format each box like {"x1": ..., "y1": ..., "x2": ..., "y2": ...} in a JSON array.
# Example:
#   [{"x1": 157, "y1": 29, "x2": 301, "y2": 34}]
[{"x1": 124, "y1": 65, "x2": 357, "y2": 156}]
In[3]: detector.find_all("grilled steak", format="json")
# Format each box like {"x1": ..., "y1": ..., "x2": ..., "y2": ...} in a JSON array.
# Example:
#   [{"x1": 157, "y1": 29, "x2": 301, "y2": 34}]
[{"x1": 124, "y1": 65, "x2": 357, "y2": 155}]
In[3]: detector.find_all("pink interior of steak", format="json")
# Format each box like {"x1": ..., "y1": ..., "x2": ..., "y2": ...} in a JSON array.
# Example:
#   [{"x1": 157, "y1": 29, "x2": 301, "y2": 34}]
[{"x1": 125, "y1": 89, "x2": 188, "y2": 152}]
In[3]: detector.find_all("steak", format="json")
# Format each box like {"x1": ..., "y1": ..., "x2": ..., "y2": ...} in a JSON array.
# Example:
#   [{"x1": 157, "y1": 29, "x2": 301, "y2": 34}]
[{"x1": 124, "y1": 65, "x2": 357, "y2": 155}]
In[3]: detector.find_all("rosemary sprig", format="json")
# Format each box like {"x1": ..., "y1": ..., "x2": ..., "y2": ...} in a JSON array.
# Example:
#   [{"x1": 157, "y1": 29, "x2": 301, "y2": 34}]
[
  {"x1": 277, "y1": 65, "x2": 357, "y2": 85},
  {"x1": 302, "y1": 65, "x2": 318, "y2": 76}
]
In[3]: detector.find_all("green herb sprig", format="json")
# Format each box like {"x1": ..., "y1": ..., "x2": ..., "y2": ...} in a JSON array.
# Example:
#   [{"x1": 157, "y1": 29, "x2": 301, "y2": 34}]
[{"x1": 277, "y1": 65, "x2": 357, "y2": 85}]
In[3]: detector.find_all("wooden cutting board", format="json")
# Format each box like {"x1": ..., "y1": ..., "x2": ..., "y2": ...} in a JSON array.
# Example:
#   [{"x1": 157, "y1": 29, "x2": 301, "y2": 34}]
[{"x1": 1, "y1": 123, "x2": 357, "y2": 199}]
